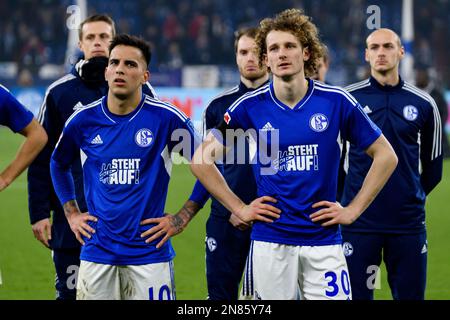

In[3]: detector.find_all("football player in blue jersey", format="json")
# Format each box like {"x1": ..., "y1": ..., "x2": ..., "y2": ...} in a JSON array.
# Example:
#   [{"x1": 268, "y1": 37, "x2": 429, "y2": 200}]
[
  {"x1": 191, "y1": 9, "x2": 398, "y2": 300},
  {"x1": 27, "y1": 15, "x2": 156, "y2": 300},
  {"x1": 49, "y1": 34, "x2": 194, "y2": 300},
  {"x1": 0, "y1": 85, "x2": 47, "y2": 191},
  {"x1": 340, "y1": 28, "x2": 443, "y2": 300}
]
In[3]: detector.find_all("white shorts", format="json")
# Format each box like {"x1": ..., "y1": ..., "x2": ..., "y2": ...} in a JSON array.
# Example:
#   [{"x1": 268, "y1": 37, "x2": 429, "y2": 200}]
[
  {"x1": 242, "y1": 240, "x2": 351, "y2": 300},
  {"x1": 76, "y1": 260, "x2": 175, "y2": 300}
]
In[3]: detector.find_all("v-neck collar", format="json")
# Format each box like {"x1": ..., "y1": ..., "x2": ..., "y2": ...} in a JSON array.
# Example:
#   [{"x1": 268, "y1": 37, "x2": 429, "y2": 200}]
[
  {"x1": 101, "y1": 93, "x2": 145, "y2": 124},
  {"x1": 268, "y1": 78, "x2": 314, "y2": 111}
]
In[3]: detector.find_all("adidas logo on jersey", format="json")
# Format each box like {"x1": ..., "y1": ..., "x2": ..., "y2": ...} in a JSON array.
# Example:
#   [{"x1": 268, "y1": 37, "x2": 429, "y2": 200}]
[
  {"x1": 421, "y1": 243, "x2": 428, "y2": 254},
  {"x1": 362, "y1": 105, "x2": 373, "y2": 114},
  {"x1": 91, "y1": 134, "x2": 103, "y2": 145},
  {"x1": 73, "y1": 102, "x2": 84, "y2": 111},
  {"x1": 261, "y1": 122, "x2": 275, "y2": 131}
]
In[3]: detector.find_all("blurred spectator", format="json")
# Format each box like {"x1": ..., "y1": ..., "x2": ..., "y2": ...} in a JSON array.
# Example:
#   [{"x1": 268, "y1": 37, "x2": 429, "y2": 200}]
[
  {"x1": 17, "y1": 68, "x2": 34, "y2": 87},
  {"x1": 0, "y1": 0, "x2": 448, "y2": 87},
  {"x1": 1, "y1": 23, "x2": 16, "y2": 60},
  {"x1": 416, "y1": 66, "x2": 450, "y2": 158},
  {"x1": 166, "y1": 41, "x2": 183, "y2": 69},
  {"x1": 19, "y1": 35, "x2": 48, "y2": 75}
]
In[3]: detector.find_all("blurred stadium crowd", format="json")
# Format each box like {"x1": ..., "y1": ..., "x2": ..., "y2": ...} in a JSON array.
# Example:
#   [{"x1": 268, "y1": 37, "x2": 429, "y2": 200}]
[{"x1": 0, "y1": 0, "x2": 448, "y2": 88}]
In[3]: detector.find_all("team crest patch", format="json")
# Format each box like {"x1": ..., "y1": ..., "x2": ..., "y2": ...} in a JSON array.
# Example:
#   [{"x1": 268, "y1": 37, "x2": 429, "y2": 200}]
[
  {"x1": 342, "y1": 242, "x2": 354, "y2": 257},
  {"x1": 403, "y1": 105, "x2": 418, "y2": 121},
  {"x1": 135, "y1": 128, "x2": 154, "y2": 147},
  {"x1": 206, "y1": 237, "x2": 217, "y2": 252},
  {"x1": 309, "y1": 113, "x2": 329, "y2": 132}
]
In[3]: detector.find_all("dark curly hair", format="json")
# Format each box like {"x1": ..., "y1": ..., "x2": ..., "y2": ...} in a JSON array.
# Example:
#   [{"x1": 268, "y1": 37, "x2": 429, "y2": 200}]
[{"x1": 255, "y1": 8, "x2": 324, "y2": 77}]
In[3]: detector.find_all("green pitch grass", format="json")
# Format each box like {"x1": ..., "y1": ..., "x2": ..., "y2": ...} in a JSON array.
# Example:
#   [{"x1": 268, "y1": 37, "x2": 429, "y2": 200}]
[{"x1": 0, "y1": 128, "x2": 449, "y2": 300}]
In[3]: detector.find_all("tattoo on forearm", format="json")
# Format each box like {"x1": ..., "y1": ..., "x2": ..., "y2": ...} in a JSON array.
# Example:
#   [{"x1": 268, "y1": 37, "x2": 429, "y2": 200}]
[
  {"x1": 182, "y1": 205, "x2": 197, "y2": 219},
  {"x1": 63, "y1": 200, "x2": 80, "y2": 218},
  {"x1": 171, "y1": 201, "x2": 200, "y2": 232},
  {"x1": 171, "y1": 214, "x2": 184, "y2": 232}
]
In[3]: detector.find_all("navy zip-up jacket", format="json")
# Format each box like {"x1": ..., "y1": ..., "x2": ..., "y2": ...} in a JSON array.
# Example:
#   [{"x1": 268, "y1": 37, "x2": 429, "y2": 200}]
[
  {"x1": 340, "y1": 76, "x2": 443, "y2": 234},
  {"x1": 27, "y1": 61, "x2": 156, "y2": 249}
]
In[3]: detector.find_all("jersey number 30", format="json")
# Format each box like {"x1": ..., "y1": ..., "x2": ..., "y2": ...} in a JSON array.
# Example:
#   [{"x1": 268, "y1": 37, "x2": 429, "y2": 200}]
[{"x1": 325, "y1": 270, "x2": 351, "y2": 298}]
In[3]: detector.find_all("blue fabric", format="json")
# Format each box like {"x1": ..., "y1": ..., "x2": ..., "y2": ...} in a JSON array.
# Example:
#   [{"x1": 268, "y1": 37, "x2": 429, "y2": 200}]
[
  {"x1": 27, "y1": 65, "x2": 156, "y2": 249},
  {"x1": 51, "y1": 94, "x2": 199, "y2": 265},
  {"x1": 0, "y1": 84, "x2": 33, "y2": 132},
  {"x1": 342, "y1": 231, "x2": 427, "y2": 300},
  {"x1": 189, "y1": 179, "x2": 210, "y2": 207},
  {"x1": 224, "y1": 79, "x2": 381, "y2": 246},
  {"x1": 205, "y1": 215, "x2": 251, "y2": 300},
  {"x1": 200, "y1": 81, "x2": 266, "y2": 219},
  {"x1": 53, "y1": 248, "x2": 81, "y2": 300},
  {"x1": 341, "y1": 77, "x2": 443, "y2": 234}
]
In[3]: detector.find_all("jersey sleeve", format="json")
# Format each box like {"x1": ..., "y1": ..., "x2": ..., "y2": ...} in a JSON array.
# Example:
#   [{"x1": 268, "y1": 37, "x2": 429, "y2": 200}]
[
  {"x1": 167, "y1": 110, "x2": 210, "y2": 207},
  {"x1": 419, "y1": 98, "x2": 443, "y2": 194},
  {"x1": 168, "y1": 112, "x2": 202, "y2": 162},
  {"x1": 211, "y1": 100, "x2": 251, "y2": 147},
  {"x1": 0, "y1": 86, "x2": 33, "y2": 133},
  {"x1": 223, "y1": 99, "x2": 251, "y2": 131},
  {"x1": 341, "y1": 93, "x2": 382, "y2": 150},
  {"x1": 203, "y1": 101, "x2": 219, "y2": 139},
  {"x1": 50, "y1": 117, "x2": 82, "y2": 205}
]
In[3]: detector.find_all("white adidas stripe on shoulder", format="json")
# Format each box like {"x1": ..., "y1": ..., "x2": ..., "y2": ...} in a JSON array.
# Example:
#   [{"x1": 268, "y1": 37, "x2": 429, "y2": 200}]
[
  {"x1": 403, "y1": 82, "x2": 437, "y2": 104},
  {"x1": 402, "y1": 82, "x2": 442, "y2": 159},
  {"x1": 64, "y1": 98, "x2": 102, "y2": 127},
  {"x1": 201, "y1": 105, "x2": 208, "y2": 139},
  {"x1": 0, "y1": 83, "x2": 10, "y2": 92},
  {"x1": 314, "y1": 81, "x2": 358, "y2": 106},
  {"x1": 144, "y1": 96, "x2": 188, "y2": 122},
  {"x1": 344, "y1": 79, "x2": 370, "y2": 92},
  {"x1": 202, "y1": 85, "x2": 240, "y2": 136},
  {"x1": 47, "y1": 74, "x2": 77, "y2": 92},
  {"x1": 402, "y1": 83, "x2": 440, "y2": 119},
  {"x1": 314, "y1": 81, "x2": 359, "y2": 104},
  {"x1": 37, "y1": 73, "x2": 77, "y2": 123},
  {"x1": 229, "y1": 84, "x2": 270, "y2": 112},
  {"x1": 83, "y1": 97, "x2": 103, "y2": 109},
  {"x1": 145, "y1": 81, "x2": 158, "y2": 98},
  {"x1": 203, "y1": 85, "x2": 239, "y2": 118},
  {"x1": 211, "y1": 85, "x2": 240, "y2": 101}
]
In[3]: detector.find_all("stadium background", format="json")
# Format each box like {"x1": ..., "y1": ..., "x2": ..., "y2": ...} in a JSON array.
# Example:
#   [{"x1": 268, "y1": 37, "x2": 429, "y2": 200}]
[{"x1": 0, "y1": 0, "x2": 449, "y2": 299}]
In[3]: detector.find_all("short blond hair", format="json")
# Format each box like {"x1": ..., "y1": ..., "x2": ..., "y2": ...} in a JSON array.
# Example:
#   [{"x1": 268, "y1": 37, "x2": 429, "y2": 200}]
[{"x1": 255, "y1": 8, "x2": 324, "y2": 77}]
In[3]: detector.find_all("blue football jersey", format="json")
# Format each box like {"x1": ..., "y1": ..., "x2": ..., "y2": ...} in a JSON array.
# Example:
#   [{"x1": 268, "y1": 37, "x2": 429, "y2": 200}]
[
  {"x1": 51, "y1": 94, "x2": 199, "y2": 265},
  {"x1": 223, "y1": 79, "x2": 382, "y2": 246},
  {"x1": 0, "y1": 84, "x2": 33, "y2": 132}
]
